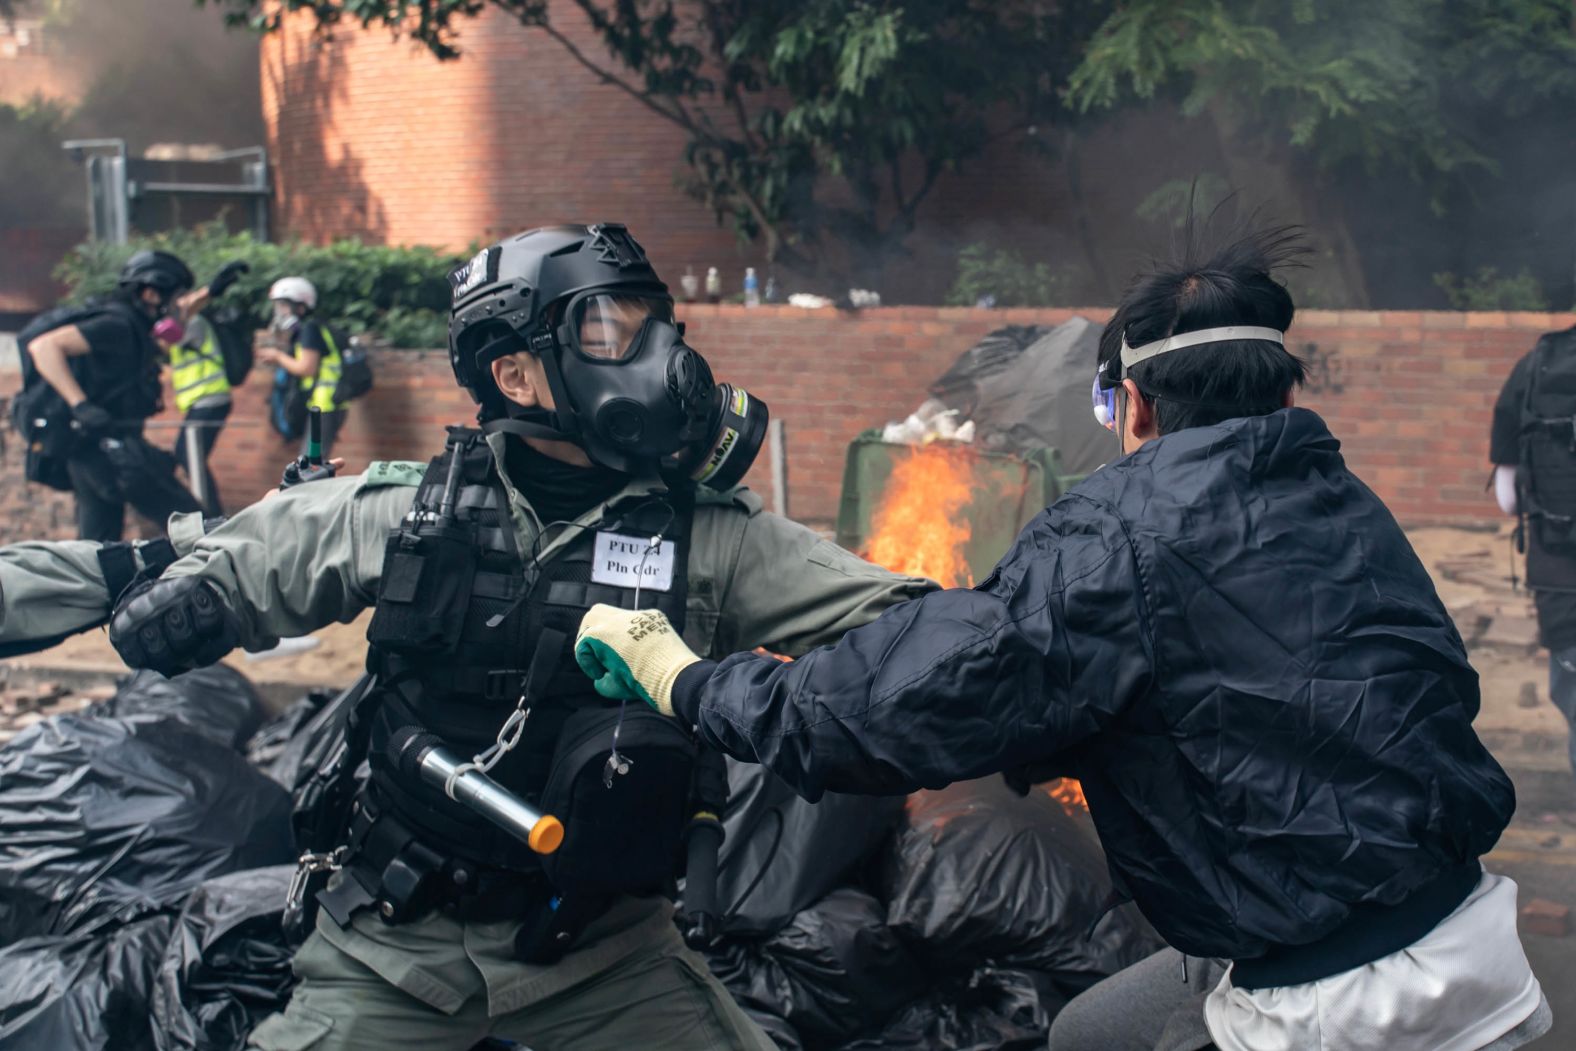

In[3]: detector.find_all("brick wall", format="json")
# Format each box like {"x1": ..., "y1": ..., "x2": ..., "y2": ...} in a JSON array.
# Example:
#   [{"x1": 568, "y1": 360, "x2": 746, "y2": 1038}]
[{"x1": 3, "y1": 307, "x2": 1572, "y2": 546}]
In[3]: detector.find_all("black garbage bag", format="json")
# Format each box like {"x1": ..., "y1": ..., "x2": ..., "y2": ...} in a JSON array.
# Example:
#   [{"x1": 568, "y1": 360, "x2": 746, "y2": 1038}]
[
  {"x1": 0, "y1": 913, "x2": 176, "y2": 1050},
  {"x1": 835, "y1": 966, "x2": 1067, "y2": 1051},
  {"x1": 707, "y1": 888, "x2": 925, "y2": 1049},
  {"x1": 883, "y1": 777, "x2": 1161, "y2": 983},
  {"x1": 718, "y1": 761, "x2": 904, "y2": 936},
  {"x1": 925, "y1": 318, "x2": 1111, "y2": 475},
  {"x1": 151, "y1": 867, "x2": 297, "y2": 1051},
  {"x1": 0, "y1": 713, "x2": 294, "y2": 943},
  {"x1": 96, "y1": 667, "x2": 268, "y2": 751},
  {"x1": 244, "y1": 691, "x2": 335, "y2": 790}
]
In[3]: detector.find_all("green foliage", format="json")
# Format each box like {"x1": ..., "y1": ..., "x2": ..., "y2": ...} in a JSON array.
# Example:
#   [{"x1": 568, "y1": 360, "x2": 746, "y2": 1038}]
[
  {"x1": 945, "y1": 244, "x2": 1072, "y2": 308},
  {"x1": 1136, "y1": 174, "x2": 1232, "y2": 228},
  {"x1": 1433, "y1": 267, "x2": 1550, "y2": 312},
  {"x1": 1068, "y1": 0, "x2": 1576, "y2": 192},
  {"x1": 54, "y1": 222, "x2": 463, "y2": 348}
]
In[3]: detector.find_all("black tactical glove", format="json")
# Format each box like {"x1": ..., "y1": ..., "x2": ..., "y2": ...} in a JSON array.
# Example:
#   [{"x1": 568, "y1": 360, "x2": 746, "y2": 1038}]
[
  {"x1": 109, "y1": 575, "x2": 241, "y2": 676},
  {"x1": 70, "y1": 401, "x2": 115, "y2": 437},
  {"x1": 207, "y1": 260, "x2": 250, "y2": 297}
]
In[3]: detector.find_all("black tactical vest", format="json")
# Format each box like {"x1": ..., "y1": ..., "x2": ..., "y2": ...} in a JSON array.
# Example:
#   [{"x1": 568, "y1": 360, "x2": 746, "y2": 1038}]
[{"x1": 362, "y1": 429, "x2": 694, "y2": 869}]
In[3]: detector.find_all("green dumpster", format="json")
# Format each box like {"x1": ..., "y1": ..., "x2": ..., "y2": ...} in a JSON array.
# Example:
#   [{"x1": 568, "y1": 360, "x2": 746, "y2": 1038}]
[{"x1": 834, "y1": 431, "x2": 1083, "y2": 586}]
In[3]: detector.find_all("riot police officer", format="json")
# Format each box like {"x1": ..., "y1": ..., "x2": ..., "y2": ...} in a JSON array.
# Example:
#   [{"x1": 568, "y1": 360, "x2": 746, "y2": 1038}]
[{"x1": 108, "y1": 224, "x2": 933, "y2": 1050}]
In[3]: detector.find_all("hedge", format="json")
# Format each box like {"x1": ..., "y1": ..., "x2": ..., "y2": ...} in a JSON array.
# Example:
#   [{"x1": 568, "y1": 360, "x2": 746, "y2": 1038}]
[{"x1": 54, "y1": 223, "x2": 468, "y2": 349}]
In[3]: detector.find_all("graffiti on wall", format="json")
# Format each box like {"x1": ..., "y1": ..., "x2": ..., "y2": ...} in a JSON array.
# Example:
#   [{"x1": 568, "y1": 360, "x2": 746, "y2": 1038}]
[{"x1": 1300, "y1": 342, "x2": 1345, "y2": 395}]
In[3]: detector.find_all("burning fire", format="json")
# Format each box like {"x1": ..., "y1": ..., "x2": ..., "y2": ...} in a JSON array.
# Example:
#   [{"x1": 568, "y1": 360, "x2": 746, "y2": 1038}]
[
  {"x1": 863, "y1": 444, "x2": 978, "y2": 588},
  {"x1": 1045, "y1": 778, "x2": 1089, "y2": 813},
  {"x1": 860, "y1": 444, "x2": 1089, "y2": 813}
]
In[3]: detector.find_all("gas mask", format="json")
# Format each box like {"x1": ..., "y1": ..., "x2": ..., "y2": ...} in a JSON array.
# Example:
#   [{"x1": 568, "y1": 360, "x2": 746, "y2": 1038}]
[
  {"x1": 523, "y1": 292, "x2": 769, "y2": 489},
  {"x1": 152, "y1": 317, "x2": 186, "y2": 346},
  {"x1": 271, "y1": 301, "x2": 302, "y2": 334}
]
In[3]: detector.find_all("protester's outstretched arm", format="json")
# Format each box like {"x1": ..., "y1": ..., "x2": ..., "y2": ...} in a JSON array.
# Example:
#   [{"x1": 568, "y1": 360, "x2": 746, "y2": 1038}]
[{"x1": 579, "y1": 497, "x2": 1152, "y2": 800}]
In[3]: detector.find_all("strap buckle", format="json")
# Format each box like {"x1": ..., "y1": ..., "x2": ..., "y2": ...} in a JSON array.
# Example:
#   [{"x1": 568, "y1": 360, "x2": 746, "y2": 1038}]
[{"x1": 282, "y1": 846, "x2": 347, "y2": 930}]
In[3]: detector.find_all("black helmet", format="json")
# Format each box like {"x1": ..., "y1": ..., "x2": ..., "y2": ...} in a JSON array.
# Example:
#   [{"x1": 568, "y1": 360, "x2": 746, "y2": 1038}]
[
  {"x1": 449, "y1": 223, "x2": 768, "y2": 489},
  {"x1": 118, "y1": 250, "x2": 195, "y2": 297},
  {"x1": 448, "y1": 223, "x2": 670, "y2": 404}
]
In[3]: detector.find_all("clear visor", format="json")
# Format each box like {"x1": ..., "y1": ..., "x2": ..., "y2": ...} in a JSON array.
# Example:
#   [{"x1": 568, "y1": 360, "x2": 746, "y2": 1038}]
[
  {"x1": 1092, "y1": 376, "x2": 1118, "y2": 431},
  {"x1": 569, "y1": 293, "x2": 673, "y2": 362}
]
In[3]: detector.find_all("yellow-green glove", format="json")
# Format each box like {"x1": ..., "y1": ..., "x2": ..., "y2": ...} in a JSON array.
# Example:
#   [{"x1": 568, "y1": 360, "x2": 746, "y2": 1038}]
[{"x1": 575, "y1": 604, "x2": 701, "y2": 717}]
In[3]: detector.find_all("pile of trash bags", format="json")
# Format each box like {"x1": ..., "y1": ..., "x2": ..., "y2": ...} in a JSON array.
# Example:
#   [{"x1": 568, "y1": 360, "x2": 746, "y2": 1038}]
[
  {"x1": 0, "y1": 668, "x2": 323, "y2": 1050},
  {"x1": 702, "y1": 773, "x2": 1160, "y2": 1050},
  {"x1": 0, "y1": 667, "x2": 1159, "y2": 1050}
]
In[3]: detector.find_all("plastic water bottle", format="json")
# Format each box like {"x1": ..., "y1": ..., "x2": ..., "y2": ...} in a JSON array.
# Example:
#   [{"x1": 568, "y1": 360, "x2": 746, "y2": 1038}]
[
  {"x1": 705, "y1": 267, "x2": 722, "y2": 304},
  {"x1": 743, "y1": 267, "x2": 760, "y2": 308}
]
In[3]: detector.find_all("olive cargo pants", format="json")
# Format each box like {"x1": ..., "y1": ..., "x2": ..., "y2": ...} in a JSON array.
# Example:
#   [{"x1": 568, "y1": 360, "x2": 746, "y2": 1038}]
[{"x1": 248, "y1": 894, "x2": 773, "y2": 1051}]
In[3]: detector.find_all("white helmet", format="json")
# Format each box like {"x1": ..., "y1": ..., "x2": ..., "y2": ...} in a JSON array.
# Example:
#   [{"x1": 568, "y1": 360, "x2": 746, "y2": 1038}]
[{"x1": 268, "y1": 276, "x2": 317, "y2": 310}]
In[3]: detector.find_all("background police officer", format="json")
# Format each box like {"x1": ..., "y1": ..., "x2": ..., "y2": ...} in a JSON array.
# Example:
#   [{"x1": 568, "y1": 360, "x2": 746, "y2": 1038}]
[{"x1": 108, "y1": 224, "x2": 933, "y2": 1051}]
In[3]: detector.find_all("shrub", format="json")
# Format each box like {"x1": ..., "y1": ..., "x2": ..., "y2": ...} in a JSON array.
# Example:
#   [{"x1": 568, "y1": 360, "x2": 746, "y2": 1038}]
[
  {"x1": 1433, "y1": 267, "x2": 1550, "y2": 312},
  {"x1": 945, "y1": 243, "x2": 1073, "y2": 308},
  {"x1": 53, "y1": 223, "x2": 466, "y2": 348}
]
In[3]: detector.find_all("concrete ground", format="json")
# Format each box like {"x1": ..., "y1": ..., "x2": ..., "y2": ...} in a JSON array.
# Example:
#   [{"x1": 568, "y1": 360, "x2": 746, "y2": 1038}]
[{"x1": 3, "y1": 524, "x2": 1576, "y2": 1044}]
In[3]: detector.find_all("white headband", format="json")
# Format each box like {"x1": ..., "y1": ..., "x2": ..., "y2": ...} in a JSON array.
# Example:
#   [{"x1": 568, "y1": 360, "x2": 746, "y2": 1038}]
[{"x1": 1120, "y1": 326, "x2": 1285, "y2": 371}]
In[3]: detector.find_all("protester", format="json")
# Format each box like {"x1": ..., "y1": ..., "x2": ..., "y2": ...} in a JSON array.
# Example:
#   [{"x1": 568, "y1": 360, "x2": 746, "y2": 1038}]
[
  {"x1": 106, "y1": 223, "x2": 934, "y2": 1050},
  {"x1": 155, "y1": 311, "x2": 230, "y2": 516},
  {"x1": 18, "y1": 252, "x2": 228, "y2": 540},
  {"x1": 256, "y1": 276, "x2": 349, "y2": 458},
  {"x1": 577, "y1": 225, "x2": 1550, "y2": 1051},
  {"x1": 1492, "y1": 321, "x2": 1576, "y2": 801}
]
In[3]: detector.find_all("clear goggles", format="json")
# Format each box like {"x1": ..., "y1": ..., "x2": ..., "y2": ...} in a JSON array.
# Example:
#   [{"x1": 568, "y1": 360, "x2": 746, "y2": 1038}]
[
  {"x1": 1092, "y1": 376, "x2": 1118, "y2": 431},
  {"x1": 565, "y1": 293, "x2": 675, "y2": 363}
]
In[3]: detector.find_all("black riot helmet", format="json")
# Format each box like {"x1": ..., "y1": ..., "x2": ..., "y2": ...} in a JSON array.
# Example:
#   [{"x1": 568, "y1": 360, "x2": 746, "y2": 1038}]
[
  {"x1": 448, "y1": 223, "x2": 768, "y2": 490},
  {"x1": 118, "y1": 250, "x2": 195, "y2": 300}
]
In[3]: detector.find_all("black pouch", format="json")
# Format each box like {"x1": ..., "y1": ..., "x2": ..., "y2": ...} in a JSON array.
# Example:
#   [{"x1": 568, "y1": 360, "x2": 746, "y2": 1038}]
[
  {"x1": 10, "y1": 384, "x2": 75, "y2": 491},
  {"x1": 366, "y1": 523, "x2": 478, "y2": 654},
  {"x1": 539, "y1": 704, "x2": 696, "y2": 896}
]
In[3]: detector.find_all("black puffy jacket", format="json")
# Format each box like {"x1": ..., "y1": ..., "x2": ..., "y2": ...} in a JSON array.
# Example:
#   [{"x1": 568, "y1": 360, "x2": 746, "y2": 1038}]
[{"x1": 675, "y1": 408, "x2": 1514, "y2": 960}]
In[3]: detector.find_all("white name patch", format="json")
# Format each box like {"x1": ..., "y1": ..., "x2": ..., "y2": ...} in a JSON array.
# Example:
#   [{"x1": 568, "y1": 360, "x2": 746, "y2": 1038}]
[{"x1": 592, "y1": 532, "x2": 675, "y2": 593}]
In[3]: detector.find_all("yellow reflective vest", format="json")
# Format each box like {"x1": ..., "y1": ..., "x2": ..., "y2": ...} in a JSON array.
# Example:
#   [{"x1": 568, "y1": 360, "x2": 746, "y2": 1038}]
[
  {"x1": 169, "y1": 318, "x2": 231, "y2": 413},
  {"x1": 299, "y1": 323, "x2": 342, "y2": 413}
]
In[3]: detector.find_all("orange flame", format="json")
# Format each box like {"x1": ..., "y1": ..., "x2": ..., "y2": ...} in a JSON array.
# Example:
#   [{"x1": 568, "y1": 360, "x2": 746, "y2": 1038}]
[
  {"x1": 1045, "y1": 778, "x2": 1089, "y2": 813},
  {"x1": 863, "y1": 444, "x2": 978, "y2": 588}
]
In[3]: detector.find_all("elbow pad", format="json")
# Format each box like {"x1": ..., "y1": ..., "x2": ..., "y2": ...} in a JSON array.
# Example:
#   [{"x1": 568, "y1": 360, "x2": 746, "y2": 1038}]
[{"x1": 109, "y1": 576, "x2": 240, "y2": 676}]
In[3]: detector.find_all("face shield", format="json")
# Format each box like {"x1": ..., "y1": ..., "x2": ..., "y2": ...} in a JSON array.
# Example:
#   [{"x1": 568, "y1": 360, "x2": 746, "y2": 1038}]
[{"x1": 1092, "y1": 375, "x2": 1118, "y2": 431}]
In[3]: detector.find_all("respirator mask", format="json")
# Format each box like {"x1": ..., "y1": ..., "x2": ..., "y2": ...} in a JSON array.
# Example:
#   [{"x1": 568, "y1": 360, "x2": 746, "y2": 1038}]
[
  {"x1": 152, "y1": 317, "x2": 187, "y2": 346},
  {"x1": 522, "y1": 292, "x2": 769, "y2": 489},
  {"x1": 271, "y1": 301, "x2": 302, "y2": 334}
]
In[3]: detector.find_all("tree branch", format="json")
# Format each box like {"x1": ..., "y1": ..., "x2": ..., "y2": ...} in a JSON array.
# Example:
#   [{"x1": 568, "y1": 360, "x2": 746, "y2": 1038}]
[{"x1": 506, "y1": 4, "x2": 695, "y2": 131}]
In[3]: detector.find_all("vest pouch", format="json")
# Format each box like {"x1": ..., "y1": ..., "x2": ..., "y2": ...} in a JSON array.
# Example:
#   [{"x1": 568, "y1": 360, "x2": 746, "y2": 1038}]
[
  {"x1": 538, "y1": 704, "x2": 696, "y2": 896},
  {"x1": 366, "y1": 525, "x2": 478, "y2": 654}
]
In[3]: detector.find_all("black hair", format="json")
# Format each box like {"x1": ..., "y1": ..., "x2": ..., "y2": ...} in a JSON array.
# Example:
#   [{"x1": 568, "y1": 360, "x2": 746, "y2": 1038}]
[{"x1": 1098, "y1": 219, "x2": 1308, "y2": 435}]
